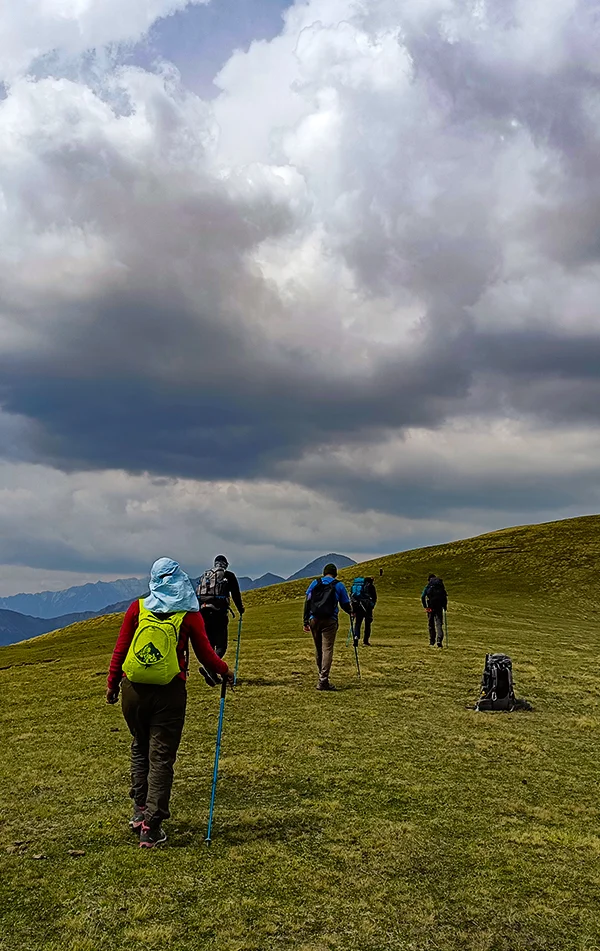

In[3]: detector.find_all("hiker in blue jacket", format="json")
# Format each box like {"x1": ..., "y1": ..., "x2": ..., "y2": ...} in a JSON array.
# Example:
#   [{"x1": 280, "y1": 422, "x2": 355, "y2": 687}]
[{"x1": 303, "y1": 563, "x2": 352, "y2": 691}]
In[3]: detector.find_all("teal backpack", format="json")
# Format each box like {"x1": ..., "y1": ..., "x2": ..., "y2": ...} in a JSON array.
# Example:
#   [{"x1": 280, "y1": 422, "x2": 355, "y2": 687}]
[{"x1": 351, "y1": 578, "x2": 366, "y2": 600}]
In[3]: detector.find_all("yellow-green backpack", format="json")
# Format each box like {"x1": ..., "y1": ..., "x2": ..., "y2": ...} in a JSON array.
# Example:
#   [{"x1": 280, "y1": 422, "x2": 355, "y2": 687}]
[{"x1": 123, "y1": 600, "x2": 187, "y2": 686}]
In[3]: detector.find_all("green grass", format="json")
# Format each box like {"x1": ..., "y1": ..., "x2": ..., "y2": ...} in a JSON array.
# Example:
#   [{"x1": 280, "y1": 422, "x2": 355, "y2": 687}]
[{"x1": 2, "y1": 515, "x2": 600, "y2": 950}]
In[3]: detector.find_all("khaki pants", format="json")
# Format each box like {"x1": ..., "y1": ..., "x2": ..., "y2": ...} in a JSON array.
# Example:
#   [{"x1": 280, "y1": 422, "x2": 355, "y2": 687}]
[{"x1": 310, "y1": 617, "x2": 338, "y2": 683}]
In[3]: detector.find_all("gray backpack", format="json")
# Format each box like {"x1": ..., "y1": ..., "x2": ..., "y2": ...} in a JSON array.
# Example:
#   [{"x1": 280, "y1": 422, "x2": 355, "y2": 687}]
[{"x1": 197, "y1": 567, "x2": 229, "y2": 606}]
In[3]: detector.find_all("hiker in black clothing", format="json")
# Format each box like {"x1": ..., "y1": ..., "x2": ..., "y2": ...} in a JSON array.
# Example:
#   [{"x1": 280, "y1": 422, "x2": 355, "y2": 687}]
[
  {"x1": 350, "y1": 576, "x2": 377, "y2": 645},
  {"x1": 197, "y1": 555, "x2": 244, "y2": 659},
  {"x1": 421, "y1": 573, "x2": 448, "y2": 647}
]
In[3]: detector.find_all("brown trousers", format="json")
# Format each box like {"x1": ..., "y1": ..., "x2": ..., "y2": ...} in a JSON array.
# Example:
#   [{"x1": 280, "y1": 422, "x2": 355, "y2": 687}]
[
  {"x1": 310, "y1": 617, "x2": 338, "y2": 683},
  {"x1": 121, "y1": 676, "x2": 187, "y2": 827}
]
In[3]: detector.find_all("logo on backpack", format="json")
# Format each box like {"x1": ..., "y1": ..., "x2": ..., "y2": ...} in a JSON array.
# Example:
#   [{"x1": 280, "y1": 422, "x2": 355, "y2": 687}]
[
  {"x1": 135, "y1": 640, "x2": 164, "y2": 666},
  {"x1": 197, "y1": 567, "x2": 229, "y2": 606},
  {"x1": 309, "y1": 579, "x2": 339, "y2": 619},
  {"x1": 123, "y1": 601, "x2": 186, "y2": 686}
]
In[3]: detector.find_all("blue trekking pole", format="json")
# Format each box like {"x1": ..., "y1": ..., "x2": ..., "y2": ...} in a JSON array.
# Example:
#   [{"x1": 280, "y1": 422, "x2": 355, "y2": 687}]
[
  {"x1": 234, "y1": 615, "x2": 243, "y2": 685},
  {"x1": 206, "y1": 678, "x2": 227, "y2": 845}
]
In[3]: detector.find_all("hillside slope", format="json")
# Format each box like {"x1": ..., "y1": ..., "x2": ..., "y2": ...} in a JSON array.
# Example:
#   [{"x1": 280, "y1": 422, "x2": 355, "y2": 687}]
[
  {"x1": 3, "y1": 513, "x2": 597, "y2": 654},
  {"x1": 245, "y1": 513, "x2": 600, "y2": 611},
  {"x1": 0, "y1": 607, "x2": 98, "y2": 647}
]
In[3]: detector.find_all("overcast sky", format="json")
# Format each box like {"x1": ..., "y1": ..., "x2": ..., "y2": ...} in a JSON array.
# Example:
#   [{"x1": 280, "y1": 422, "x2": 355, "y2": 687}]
[{"x1": 1, "y1": 0, "x2": 599, "y2": 595}]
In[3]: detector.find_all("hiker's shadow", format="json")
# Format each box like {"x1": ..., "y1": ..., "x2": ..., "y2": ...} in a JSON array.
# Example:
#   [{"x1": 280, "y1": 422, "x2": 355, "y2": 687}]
[
  {"x1": 238, "y1": 677, "x2": 304, "y2": 688},
  {"x1": 169, "y1": 817, "x2": 316, "y2": 848}
]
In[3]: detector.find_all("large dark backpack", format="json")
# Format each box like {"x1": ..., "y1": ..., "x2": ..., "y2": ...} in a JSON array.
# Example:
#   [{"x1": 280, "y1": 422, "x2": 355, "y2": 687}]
[
  {"x1": 476, "y1": 654, "x2": 515, "y2": 711},
  {"x1": 425, "y1": 577, "x2": 446, "y2": 608},
  {"x1": 309, "y1": 579, "x2": 339, "y2": 619},
  {"x1": 197, "y1": 567, "x2": 229, "y2": 607}
]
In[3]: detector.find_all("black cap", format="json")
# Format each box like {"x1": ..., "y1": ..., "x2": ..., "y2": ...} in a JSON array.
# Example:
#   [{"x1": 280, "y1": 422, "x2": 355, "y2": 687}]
[{"x1": 214, "y1": 555, "x2": 229, "y2": 568}]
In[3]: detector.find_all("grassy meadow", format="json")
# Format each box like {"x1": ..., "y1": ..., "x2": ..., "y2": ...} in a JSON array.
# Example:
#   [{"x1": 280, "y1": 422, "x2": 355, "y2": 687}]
[{"x1": 1, "y1": 515, "x2": 600, "y2": 950}]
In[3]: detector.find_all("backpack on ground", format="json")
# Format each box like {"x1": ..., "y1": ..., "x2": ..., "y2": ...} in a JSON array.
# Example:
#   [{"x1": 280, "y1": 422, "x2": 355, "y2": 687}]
[
  {"x1": 123, "y1": 600, "x2": 186, "y2": 686},
  {"x1": 309, "y1": 579, "x2": 339, "y2": 619},
  {"x1": 476, "y1": 653, "x2": 515, "y2": 711},
  {"x1": 197, "y1": 567, "x2": 229, "y2": 606}
]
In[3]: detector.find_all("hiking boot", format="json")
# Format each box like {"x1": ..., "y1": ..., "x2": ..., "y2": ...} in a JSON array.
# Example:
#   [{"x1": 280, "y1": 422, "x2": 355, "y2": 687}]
[
  {"x1": 317, "y1": 680, "x2": 336, "y2": 691},
  {"x1": 199, "y1": 665, "x2": 221, "y2": 687},
  {"x1": 436, "y1": 642, "x2": 444, "y2": 649},
  {"x1": 139, "y1": 823, "x2": 167, "y2": 849},
  {"x1": 429, "y1": 642, "x2": 436, "y2": 647},
  {"x1": 363, "y1": 640, "x2": 371, "y2": 646},
  {"x1": 129, "y1": 806, "x2": 146, "y2": 833}
]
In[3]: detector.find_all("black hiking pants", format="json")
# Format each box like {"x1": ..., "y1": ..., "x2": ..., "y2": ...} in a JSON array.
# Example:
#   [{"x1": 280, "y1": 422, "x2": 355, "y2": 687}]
[
  {"x1": 353, "y1": 604, "x2": 373, "y2": 643},
  {"x1": 121, "y1": 677, "x2": 187, "y2": 827},
  {"x1": 201, "y1": 607, "x2": 229, "y2": 658},
  {"x1": 428, "y1": 608, "x2": 444, "y2": 645}
]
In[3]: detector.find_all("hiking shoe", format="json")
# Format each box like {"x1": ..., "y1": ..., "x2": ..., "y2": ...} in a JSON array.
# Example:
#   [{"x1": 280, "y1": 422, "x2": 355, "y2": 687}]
[
  {"x1": 139, "y1": 823, "x2": 167, "y2": 849},
  {"x1": 363, "y1": 640, "x2": 371, "y2": 646},
  {"x1": 317, "y1": 680, "x2": 336, "y2": 691},
  {"x1": 436, "y1": 642, "x2": 444, "y2": 649},
  {"x1": 199, "y1": 665, "x2": 221, "y2": 687},
  {"x1": 129, "y1": 806, "x2": 146, "y2": 833}
]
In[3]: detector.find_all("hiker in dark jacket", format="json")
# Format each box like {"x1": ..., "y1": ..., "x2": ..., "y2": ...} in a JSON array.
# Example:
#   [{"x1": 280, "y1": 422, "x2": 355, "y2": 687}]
[
  {"x1": 303, "y1": 562, "x2": 352, "y2": 691},
  {"x1": 197, "y1": 555, "x2": 245, "y2": 660},
  {"x1": 350, "y1": 577, "x2": 377, "y2": 645},
  {"x1": 106, "y1": 557, "x2": 233, "y2": 849},
  {"x1": 421, "y1": 573, "x2": 448, "y2": 647}
]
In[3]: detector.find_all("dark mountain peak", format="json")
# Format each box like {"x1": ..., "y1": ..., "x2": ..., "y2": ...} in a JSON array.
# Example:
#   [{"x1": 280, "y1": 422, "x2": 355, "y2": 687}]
[{"x1": 287, "y1": 554, "x2": 357, "y2": 582}]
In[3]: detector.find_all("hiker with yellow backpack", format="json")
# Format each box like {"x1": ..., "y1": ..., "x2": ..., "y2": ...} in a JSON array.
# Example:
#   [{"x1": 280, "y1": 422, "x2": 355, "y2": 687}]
[{"x1": 106, "y1": 557, "x2": 233, "y2": 848}]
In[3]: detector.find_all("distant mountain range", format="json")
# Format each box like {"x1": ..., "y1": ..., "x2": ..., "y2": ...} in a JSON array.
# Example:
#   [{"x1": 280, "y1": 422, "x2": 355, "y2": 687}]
[
  {"x1": 0, "y1": 553, "x2": 358, "y2": 647},
  {"x1": 0, "y1": 578, "x2": 146, "y2": 619}
]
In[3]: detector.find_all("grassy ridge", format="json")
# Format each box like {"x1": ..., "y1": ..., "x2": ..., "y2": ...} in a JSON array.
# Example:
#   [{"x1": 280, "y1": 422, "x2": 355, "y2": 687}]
[{"x1": 1, "y1": 515, "x2": 599, "y2": 950}]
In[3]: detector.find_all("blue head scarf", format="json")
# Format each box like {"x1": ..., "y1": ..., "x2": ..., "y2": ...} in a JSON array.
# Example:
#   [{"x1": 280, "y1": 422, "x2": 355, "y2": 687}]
[{"x1": 144, "y1": 557, "x2": 199, "y2": 614}]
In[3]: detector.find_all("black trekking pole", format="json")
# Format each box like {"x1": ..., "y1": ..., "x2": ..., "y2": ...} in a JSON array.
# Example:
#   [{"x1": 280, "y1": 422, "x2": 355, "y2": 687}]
[
  {"x1": 350, "y1": 616, "x2": 361, "y2": 680},
  {"x1": 233, "y1": 615, "x2": 243, "y2": 685},
  {"x1": 206, "y1": 678, "x2": 227, "y2": 845},
  {"x1": 444, "y1": 609, "x2": 449, "y2": 648}
]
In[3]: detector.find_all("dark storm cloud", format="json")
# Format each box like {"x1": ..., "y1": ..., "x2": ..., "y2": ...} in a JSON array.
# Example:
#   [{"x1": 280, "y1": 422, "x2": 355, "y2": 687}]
[{"x1": 0, "y1": 288, "x2": 473, "y2": 479}]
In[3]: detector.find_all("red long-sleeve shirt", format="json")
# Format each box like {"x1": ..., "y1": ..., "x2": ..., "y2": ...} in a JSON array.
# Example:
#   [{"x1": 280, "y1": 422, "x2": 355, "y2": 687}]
[{"x1": 107, "y1": 600, "x2": 228, "y2": 692}]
